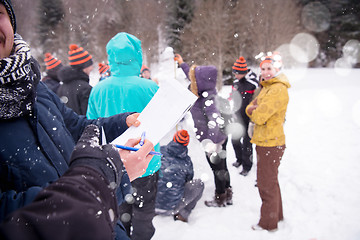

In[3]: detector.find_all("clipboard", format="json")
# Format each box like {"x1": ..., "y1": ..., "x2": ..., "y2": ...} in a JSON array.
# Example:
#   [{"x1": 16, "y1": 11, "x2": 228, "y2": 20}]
[{"x1": 111, "y1": 79, "x2": 198, "y2": 146}]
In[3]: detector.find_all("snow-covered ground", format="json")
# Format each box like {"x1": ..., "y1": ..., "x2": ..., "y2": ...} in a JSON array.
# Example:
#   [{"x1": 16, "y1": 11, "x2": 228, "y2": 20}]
[{"x1": 152, "y1": 67, "x2": 360, "y2": 240}]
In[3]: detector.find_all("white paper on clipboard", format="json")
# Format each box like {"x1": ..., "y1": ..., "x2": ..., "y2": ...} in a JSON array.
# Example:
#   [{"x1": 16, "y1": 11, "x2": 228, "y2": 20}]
[{"x1": 111, "y1": 79, "x2": 198, "y2": 146}]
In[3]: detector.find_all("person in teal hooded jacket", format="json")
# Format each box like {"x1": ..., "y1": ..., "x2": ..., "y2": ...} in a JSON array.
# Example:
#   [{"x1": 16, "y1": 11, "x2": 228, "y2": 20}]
[{"x1": 86, "y1": 32, "x2": 160, "y2": 240}]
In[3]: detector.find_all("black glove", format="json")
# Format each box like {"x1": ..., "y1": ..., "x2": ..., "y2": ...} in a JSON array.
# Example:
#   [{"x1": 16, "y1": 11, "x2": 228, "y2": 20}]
[{"x1": 69, "y1": 124, "x2": 124, "y2": 188}]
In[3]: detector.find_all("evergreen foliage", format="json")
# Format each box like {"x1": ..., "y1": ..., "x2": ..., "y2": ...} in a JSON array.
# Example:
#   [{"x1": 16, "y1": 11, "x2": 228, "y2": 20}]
[
  {"x1": 299, "y1": 0, "x2": 360, "y2": 66},
  {"x1": 37, "y1": 0, "x2": 65, "y2": 52},
  {"x1": 165, "y1": 0, "x2": 195, "y2": 53}
]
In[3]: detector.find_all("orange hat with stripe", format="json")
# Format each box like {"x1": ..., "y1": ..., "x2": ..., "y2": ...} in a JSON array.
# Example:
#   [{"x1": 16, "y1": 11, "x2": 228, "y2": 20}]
[
  {"x1": 68, "y1": 44, "x2": 93, "y2": 69},
  {"x1": 232, "y1": 56, "x2": 248, "y2": 74},
  {"x1": 173, "y1": 130, "x2": 190, "y2": 146},
  {"x1": 260, "y1": 56, "x2": 274, "y2": 68},
  {"x1": 44, "y1": 53, "x2": 63, "y2": 71},
  {"x1": 141, "y1": 65, "x2": 150, "y2": 74},
  {"x1": 98, "y1": 62, "x2": 110, "y2": 75}
]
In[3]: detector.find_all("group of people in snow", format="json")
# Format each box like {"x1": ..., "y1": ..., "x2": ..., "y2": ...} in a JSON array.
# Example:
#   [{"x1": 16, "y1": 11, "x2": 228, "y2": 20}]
[
  {"x1": 0, "y1": 0, "x2": 291, "y2": 239},
  {"x1": 173, "y1": 51, "x2": 290, "y2": 232}
]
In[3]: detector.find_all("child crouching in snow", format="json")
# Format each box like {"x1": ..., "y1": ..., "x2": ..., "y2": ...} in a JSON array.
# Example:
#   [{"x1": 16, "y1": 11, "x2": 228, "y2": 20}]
[{"x1": 155, "y1": 130, "x2": 204, "y2": 222}]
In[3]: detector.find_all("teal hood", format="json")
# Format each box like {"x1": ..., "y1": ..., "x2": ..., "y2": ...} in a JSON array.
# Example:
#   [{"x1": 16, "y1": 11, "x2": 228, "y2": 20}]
[{"x1": 106, "y1": 32, "x2": 143, "y2": 77}]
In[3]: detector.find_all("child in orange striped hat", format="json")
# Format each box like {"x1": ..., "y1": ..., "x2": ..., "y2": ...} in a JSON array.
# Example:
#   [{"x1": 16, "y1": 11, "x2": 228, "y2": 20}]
[
  {"x1": 155, "y1": 129, "x2": 204, "y2": 222},
  {"x1": 41, "y1": 53, "x2": 63, "y2": 93},
  {"x1": 173, "y1": 129, "x2": 190, "y2": 146},
  {"x1": 57, "y1": 44, "x2": 93, "y2": 115},
  {"x1": 227, "y1": 56, "x2": 258, "y2": 176}
]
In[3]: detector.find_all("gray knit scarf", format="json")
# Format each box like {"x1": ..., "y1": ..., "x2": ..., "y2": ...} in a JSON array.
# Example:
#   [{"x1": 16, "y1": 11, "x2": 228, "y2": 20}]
[{"x1": 0, "y1": 34, "x2": 37, "y2": 119}]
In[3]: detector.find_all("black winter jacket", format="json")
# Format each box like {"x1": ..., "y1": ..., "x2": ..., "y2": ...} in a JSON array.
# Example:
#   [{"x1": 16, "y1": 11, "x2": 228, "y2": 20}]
[
  {"x1": 41, "y1": 67, "x2": 62, "y2": 94},
  {"x1": 0, "y1": 165, "x2": 119, "y2": 240},
  {"x1": 156, "y1": 141, "x2": 194, "y2": 210},
  {"x1": 231, "y1": 69, "x2": 258, "y2": 127},
  {"x1": 57, "y1": 66, "x2": 92, "y2": 115}
]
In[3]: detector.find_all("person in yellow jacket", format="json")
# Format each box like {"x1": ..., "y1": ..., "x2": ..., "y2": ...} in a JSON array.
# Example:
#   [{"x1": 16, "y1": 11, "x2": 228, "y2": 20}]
[{"x1": 246, "y1": 54, "x2": 290, "y2": 231}]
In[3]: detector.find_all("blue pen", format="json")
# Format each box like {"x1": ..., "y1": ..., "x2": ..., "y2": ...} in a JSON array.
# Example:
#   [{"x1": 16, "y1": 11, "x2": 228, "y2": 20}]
[
  {"x1": 115, "y1": 144, "x2": 162, "y2": 156},
  {"x1": 139, "y1": 131, "x2": 146, "y2": 146}
]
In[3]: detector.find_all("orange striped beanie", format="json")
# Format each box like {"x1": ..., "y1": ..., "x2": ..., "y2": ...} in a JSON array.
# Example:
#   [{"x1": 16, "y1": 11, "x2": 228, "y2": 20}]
[
  {"x1": 141, "y1": 65, "x2": 150, "y2": 74},
  {"x1": 232, "y1": 56, "x2": 248, "y2": 74},
  {"x1": 98, "y1": 63, "x2": 110, "y2": 75},
  {"x1": 68, "y1": 44, "x2": 93, "y2": 69},
  {"x1": 44, "y1": 53, "x2": 62, "y2": 71},
  {"x1": 173, "y1": 130, "x2": 190, "y2": 146},
  {"x1": 260, "y1": 56, "x2": 275, "y2": 68}
]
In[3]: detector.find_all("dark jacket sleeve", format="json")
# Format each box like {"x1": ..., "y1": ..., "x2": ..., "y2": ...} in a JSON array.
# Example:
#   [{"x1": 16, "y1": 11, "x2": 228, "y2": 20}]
[
  {"x1": 180, "y1": 62, "x2": 191, "y2": 80},
  {"x1": 0, "y1": 187, "x2": 43, "y2": 221},
  {"x1": 42, "y1": 82, "x2": 131, "y2": 143},
  {"x1": 0, "y1": 166, "x2": 119, "y2": 240}
]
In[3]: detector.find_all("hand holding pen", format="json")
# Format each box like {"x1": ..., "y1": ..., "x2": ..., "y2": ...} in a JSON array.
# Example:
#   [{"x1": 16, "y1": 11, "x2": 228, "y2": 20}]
[
  {"x1": 118, "y1": 136, "x2": 155, "y2": 182},
  {"x1": 115, "y1": 132, "x2": 162, "y2": 156}
]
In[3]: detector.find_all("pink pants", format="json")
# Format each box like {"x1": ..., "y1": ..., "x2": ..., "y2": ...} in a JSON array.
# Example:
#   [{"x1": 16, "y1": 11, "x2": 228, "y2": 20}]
[{"x1": 256, "y1": 145, "x2": 285, "y2": 230}]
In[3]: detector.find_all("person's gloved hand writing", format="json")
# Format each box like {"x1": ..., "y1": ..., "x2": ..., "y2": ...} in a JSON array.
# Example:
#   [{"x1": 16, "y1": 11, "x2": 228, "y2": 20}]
[{"x1": 174, "y1": 54, "x2": 184, "y2": 65}]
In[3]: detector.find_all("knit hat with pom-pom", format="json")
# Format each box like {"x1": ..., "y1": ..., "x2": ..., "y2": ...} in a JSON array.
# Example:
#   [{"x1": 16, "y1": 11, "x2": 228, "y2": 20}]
[
  {"x1": 68, "y1": 44, "x2": 93, "y2": 69},
  {"x1": 232, "y1": 56, "x2": 248, "y2": 74},
  {"x1": 44, "y1": 53, "x2": 63, "y2": 71},
  {"x1": 98, "y1": 62, "x2": 110, "y2": 75},
  {"x1": 173, "y1": 130, "x2": 190, "y2": 146}
]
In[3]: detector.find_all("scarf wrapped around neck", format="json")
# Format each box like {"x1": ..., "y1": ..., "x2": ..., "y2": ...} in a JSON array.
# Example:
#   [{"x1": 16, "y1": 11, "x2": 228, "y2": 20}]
[{"x1": 0, "y1": 34, "x2": 39, "y2": 119}]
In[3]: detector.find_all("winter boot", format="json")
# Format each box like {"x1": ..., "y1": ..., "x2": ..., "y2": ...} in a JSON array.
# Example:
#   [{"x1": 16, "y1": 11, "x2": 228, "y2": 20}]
[
  {"x1": 232, "y1": 162, "x2": 241, "y2": 168},
  {"x1": 174, "y1": 213, "x2": 188, "y2": 222},
  {"x1": 225, "y1": 187, "x2": 233, "y2": 205},
  {"x1": 204, "y1": 192, "x2": 227, "y2": 207},
  {"x1": 240, "y1": 169, "x2": 249, "y2": 176}
]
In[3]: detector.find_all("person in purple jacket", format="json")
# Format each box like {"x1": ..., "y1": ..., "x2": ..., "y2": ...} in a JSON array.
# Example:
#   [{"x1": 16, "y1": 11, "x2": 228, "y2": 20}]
[{"x1": 174, "y1": 54, "x2": 233, "y2": 207}]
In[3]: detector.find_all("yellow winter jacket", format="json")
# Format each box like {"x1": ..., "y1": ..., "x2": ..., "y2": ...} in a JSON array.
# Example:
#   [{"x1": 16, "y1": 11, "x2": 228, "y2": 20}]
[{"x1": 246, "y1": 73, "x2": 291, "y2": 147}]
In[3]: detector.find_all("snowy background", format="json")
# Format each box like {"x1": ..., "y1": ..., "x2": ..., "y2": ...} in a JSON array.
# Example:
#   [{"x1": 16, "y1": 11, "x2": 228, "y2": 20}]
[
  {"x1": 87, "y1": 46, "x2": 360, "y2": 239},
  {"x1": 128, "y1": 49, "x2": 360, "y2": 240}
]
